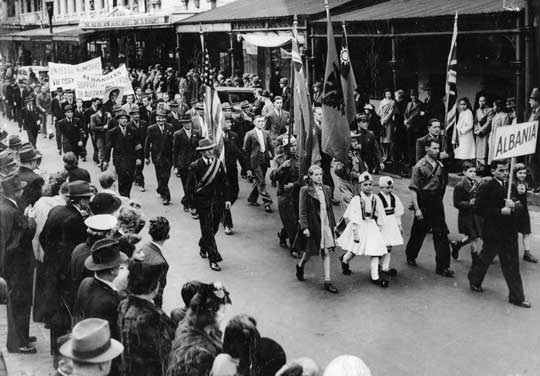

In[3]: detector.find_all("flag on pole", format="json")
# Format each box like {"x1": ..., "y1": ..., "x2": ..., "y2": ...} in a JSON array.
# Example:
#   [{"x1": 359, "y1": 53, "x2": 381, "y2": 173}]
[
  {"x1": 341, "y1": 22, "x2": 357, "y2": 126},
  {"x1": 291, "y1": 16, "x2": 318, "y2": 177},
  {"x1": 445, "y1": 12, "x2": 458, "y2": 146},
  {"x1": 321, "y1": 1, "x2": 352, "y2": 164}
]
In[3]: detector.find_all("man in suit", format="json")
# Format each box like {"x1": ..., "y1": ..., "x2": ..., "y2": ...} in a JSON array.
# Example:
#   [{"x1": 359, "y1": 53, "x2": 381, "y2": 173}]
[
  {"x1": 60, "y1": 89, "x2": 74, "y2": 115},
  {"x1": 128, "y1": 106, "x2": 148, "y2": 192},
  {"x1": 74, "y1": 98, "x2": 88, "y2": 161},
  {"x1": 90, "y1": 103, "x2": 110, "y2": 168},
  {"x1": 84, "y1": 97, "x2": 101, "y2": 164},
  {"x1": 279, "y1": 78, "x2": 291, "y2": 111},
  {"x1": 186, "y1": 139, "x2": 231, "y2": 271},
  {"x1": 264, "y1": 96, "x2": 289, "y2": 144},
  {"x1": 138, "y1": 216, "x2": 170, "y2": 308},
  {"x1": 21, "y1": 96, "x2": 41, "y2": 147},
  {"x1": 145, "y1": 109, "x2": 174, "y2": 205},
  {"x1": 244, "y1": 115, "x2": 274, "y2": 213},
  {"x1": 0, "y1": 173, "x2": 37, "y2": 353},
  {"x1": 58, "y1": 105, "x2": 84, "y2": 157},
  {"x1": 404, "y1": 89, "x2": 425, "y2": 165},
  {"x1": 36, "y1": 85, "x2": 53, "y2": 139},
  {"x1": 422, "y1": 83, "x2": 445, "y2": 122},
  {"x1": 51, "y1": 88, "x2": 64, "y2": 154},
  {"x1": 173, "y1": 116, "x2": 200, "y2": 212},
  {"x1": 468, "y1": 160, "x2": 531, "y2": 308},
  {"x1": 415, "y1": 119, "x2": 450, "y2": 163},
  {"x1": 18, "y1": 144, "x2": 44, "y2": 207},
  {"x1": 102, "y1": 111, "x2": 143, "y2": 198},
  {"x1": 222, "y1": 118, "x2": 243, "y2": 235}
]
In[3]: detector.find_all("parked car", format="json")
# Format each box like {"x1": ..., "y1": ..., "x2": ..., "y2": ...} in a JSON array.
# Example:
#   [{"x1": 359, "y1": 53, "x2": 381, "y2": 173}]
[{"x1": 216, "y1": 86, "x2": 255, "y2": 105}]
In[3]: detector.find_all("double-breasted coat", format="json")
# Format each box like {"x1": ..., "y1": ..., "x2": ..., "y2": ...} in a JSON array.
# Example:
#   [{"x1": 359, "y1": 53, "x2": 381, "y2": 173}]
[{"x1": 58, "y1": 117, "x2": 84, "y2": 155}]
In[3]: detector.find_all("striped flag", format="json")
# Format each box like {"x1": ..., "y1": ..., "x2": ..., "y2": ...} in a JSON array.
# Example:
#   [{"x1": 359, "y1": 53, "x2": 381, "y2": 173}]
[
  {"x1": 200, "y1": 29, "x2": 213, "y2": 88},
  {"x1": 445, "y1": 12, "x2": 458, "y2": 146}
]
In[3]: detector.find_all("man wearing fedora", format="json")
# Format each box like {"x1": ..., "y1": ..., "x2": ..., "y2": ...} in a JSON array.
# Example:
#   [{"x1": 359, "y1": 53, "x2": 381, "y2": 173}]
[
  {"x1": 145, "y1": 108, "x2": 174, "y2": 205},
  {"x1": 59, "y1": 318, "x2": 124, "y2": 376},
  {"x1": 528, "y1": 88, "x2": 540, "y2": 192},
  {"x1": 103, "y1": 110, "x2": 143, "y2": 198},
  {"x1": 90, "y1": 102, "x2": 109, "y2": 168},
  {"x1": 58, "y1": 104, "x2": 84, "y2": 158},
  {"x1": 127, "y1": 106, "x2": 148, "y2": 192},
  {"x1": 0, "y1": 173, "x2": 37, "y2": 353},
  {"x1": 186, "y1": 138, "x2": 231, "y2": 271},
  {"x1": 18, "y1": 144, "x2": 44, "y2": 207},
  {"x1": 21, "y1": 95, "x2": 41, "y2": 148},
  {"x1": 8, "y1": 134, "x2": 22, "y2": 160},
  {"x1": 0, "y1": 150, "x2": 18, "y2": 177}
]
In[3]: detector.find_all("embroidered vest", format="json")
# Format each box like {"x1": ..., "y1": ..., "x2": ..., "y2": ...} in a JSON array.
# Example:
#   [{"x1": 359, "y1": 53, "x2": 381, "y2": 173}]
[
  {"x1": 359, "y1": 194, "x2": 377, "y2": 221},
  {"x1": 378, "y1": 192, "x2": 395, "y2": 215}
]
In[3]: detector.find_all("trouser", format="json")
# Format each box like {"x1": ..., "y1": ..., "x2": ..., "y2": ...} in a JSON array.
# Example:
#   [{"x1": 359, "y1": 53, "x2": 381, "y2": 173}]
[
  {"x1": 40, "y1": 113, "x2": 52, "y2": 135},
  {"x1": 55, "y1": 120, "x2": 62, "y2": 151},
  {"x1": 134, "y1": 162, "x2": 145, "y2": 188},
  {"x1": 468, "y1": 237, "x2": 525, "y2": 303},
  {"x1": 223, "y1": 169, "x2": 239, "y2": 228},
  {"x1": 6, "y1": 278, "x2": 32, "y2": 351},
  {"x1": 79, "y1": 134, "x2": 88, "y2": 158},
  {"x1": 90, "y1": 133, "x2": 99, "y2": 163},
  {"x1": 178, "y1": 167, "x2": 189, "y2": 207},
  {"x1": 62, "y1": 139, "x2": 79, "y2": 157},
  {"x1": 95, "y1": 134, "x2": 106, "y2": 163},
  {"x1": 116, "y1": 163, "x2": 135, "y2": 198},
  {"x1": 154, "y1": 163, "x2": 171, "y2": 200},
  {"x1": 248, "y1": 164, "x2": 272, "y2": 205},
  {"x1": 278, "y1": 194, "x2": 298, "y2": 246},
  {"x1": 405, "y1": 192, "x2": 451, "y2": 270},
  {"x1": 26, "y1": 128, "x2": 38, "y2": 148},
  {"x1": 406, "y1": 130, "x2": 420, "y2": 164},
  {"x1": 197, "y1": 204, "x2": 224, "y2": 263}
]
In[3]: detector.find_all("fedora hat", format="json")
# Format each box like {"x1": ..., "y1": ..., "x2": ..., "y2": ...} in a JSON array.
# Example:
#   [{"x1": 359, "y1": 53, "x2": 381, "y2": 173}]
[
  {"x1": 115, "y1": 110, "x2": 130, "y2": 120},
  {"x1": 84, "y1": 238, "x2": 128, "y2": 271},
  {"x1": 63, "y1": 104, "x2": 74, "y2": 113},
  {"x1": 8, "y1": 135, "x2": 22, "y2": 148},
  {"x1": 0, "y1": 129, "x2": 8, "y2": 141},
  {"x1": 1, "y1": 173, "x2": 27, "y2": 193},
  {"x1": 129, "y1": 105, "x2": 140, "y2": 115},
  {"x1": 60, "y1": 318, "x2": 123, "y2": 363},
  {"x1": 89, "y1": 192, "x2": 122, "y2": 215},
  {"x1": 19, "y1": 144, "x2": 40, "y2": 163},
  {"x1": 85, "y1": 214, "x2": 118, "y2": 232},
  {"x1": 68, "y1": 180, "x2": 93, "y2": 198},
  {"x1": 197, "y1": 138, "x2": 215, "y2": 151},
  {"x1": 155, "y1": 108, "x2": 168, "y2": 117},
  {"x1": 0, "y1": 150, "x2": 17, "y2": 170},
  {"x1": 530, "y1": 88, "x2": 540, "y2": 102}
]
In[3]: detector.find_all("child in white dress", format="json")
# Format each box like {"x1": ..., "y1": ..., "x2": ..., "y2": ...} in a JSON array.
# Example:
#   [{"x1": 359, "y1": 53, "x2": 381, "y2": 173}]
[
  {"x1": 336, "y1": 172, "x2": 389, "y2": 287},
  {"x1": 377, "y1": 176, "x2": 404, "y2": 278}
]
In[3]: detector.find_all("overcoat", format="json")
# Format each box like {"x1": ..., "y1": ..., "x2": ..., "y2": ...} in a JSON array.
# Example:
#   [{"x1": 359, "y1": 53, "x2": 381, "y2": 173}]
[
  {"x1": 18, "y1": 165, "x2": 44, "y2": 207},
  {"x1": 453, "y1": 178, "x2": 483, "y2": 238}
]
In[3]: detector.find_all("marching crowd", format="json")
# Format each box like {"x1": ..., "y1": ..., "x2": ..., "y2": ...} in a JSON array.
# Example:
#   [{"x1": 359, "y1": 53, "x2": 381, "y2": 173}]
[{"x1": 0, "y1": 62, "x2": 538, "y2": 375}]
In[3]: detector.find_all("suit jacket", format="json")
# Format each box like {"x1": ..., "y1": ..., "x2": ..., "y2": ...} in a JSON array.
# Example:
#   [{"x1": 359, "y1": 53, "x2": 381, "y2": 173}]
[
  {"x1": 18, "y1": 166, "x2": 44, "y2": 207},
  {"x1": 404, "y1": 99, "x2": 424, "y2": 133},
  {"x1": 74, "y1": 277, "x2": 121, "y2": 339},
  {"x1": 129, "y1": 119, "x2": 148, "y2": 144},
  {"x1": 21, "y1": 104, "x2": 41, "y2": 132},
  {"x1": 265, "y1": 109, "x2": 289, "y2": 140},
  {"x1": 58, "y1": 117, "x2": 83, "y2": 143},
  {"x1": 138, "y1": 240, "x2": 168, "y2": 308},
  {"x1": 186, "y1": 158, "x2": 230, "y2": 209},
  {"x1": 145, "y1": 123, "x2": 174, "y2": 166},
  {"x1": 73, "y1": 107, "x2": 87, "y2": 134},
  {"x1": 105, "y1": 124, "x2": 143, "y2": 166},
  {"x1": 223, "y1": 130, "x2": 243, "y2": 172},
  {"x1": 453, "y1": 177, "x2": 483, "y2": 236},
  {"x1": 476, "y1": 178, "x2": 517, "y2": 241},
  {"x1": 357, "y1": 128, "x2": 382, "y2": 170},
  {"x1": 90, "y1": 112, "x2": 108, "y2": 135},
  {"x1": 243, "y1": 128, "x2": 274, "y2": 170},
  {"x1": 70, "y1": 241, "x2": 93, "y2": 292},
  {"x1": 173, "y1": 128, "x2": 200, "y2": 170},
  {"x1": 51, "y1": 97, "x2": 62, "y2": 120}
]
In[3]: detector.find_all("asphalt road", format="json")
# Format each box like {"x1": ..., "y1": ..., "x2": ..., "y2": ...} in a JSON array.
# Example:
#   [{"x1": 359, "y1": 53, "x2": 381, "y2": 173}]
[{"x1": 2, "y1": 116, "x2": 540, "y2": 376}]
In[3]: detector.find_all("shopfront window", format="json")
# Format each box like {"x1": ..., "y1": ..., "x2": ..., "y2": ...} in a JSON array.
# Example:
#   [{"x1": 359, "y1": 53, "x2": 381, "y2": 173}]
[
  {"x1": 26, "y1": 0, "x2": 31, "y2": 12},
  {"x1": 7, "y1": 0, "x2": 16, "y2": 16},
  {"x1": 34, "y1": 0, "x2": 41, "y2": 11}
]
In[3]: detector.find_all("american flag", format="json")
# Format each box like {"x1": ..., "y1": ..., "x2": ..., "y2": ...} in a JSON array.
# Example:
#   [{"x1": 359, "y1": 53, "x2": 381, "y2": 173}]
[
  {"x1": 200, "y1": 30, "x2": 213, "y2": 88},
  {"x1": 446, "y1": 12, "x2": 458, "y2": 146}
]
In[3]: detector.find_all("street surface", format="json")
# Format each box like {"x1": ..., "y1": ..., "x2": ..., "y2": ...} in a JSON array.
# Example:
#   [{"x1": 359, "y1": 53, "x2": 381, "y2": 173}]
[{"x1": 1, "y1": 117, "x2": 540, "y2": 376}]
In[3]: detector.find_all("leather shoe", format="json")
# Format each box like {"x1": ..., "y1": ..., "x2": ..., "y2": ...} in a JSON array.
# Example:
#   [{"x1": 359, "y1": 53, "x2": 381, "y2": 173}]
[
  {"x1": 209, "y1": 262, "x2": 221, "y2": 271},
  {"x1": 436, "y1": 268, "x2": 455, "y2": 277},
  {"x1": 13, "y1": 345, "x2": 36, "y2": 354},
  {"x1": 407, "y1": 259, "x2": 417, "y2": 267},
  {"x1": 264, "y1": 204, "x2": 273, "y2": 213},
  {"x1": 469, "y1": 283, "x2": 483, "y2": 293},
  {"x1": 371, "y1": 278, "x2": 389, "y2": 288},
  {"x1": 450, "y1": 241, "x2": 461, "y2": 260},
  {"x1": 28, "y1": 336, "x2": 37, "y2": 343},
  {"x1": 296, "y1": 264, "x2": 304, "y2": 281},
  {"x1": 340, "y1": 254, "x2": 351, "y2": 275},
  {"x1": 324, "y1": 282, "x2": 338, "y2": 293},
  {"x1": 224, "y1": 226, "x2": 233, "y2": 235},
  {"x1": 199, "y1": 250, "x2": 207, "y2": 259},
  {"x1": 278, "y1": 231, "x2": 288, "y2": 248},
  {"x1": 509, "y1": 300, "x2": 531, "y2": 308},
  {"x1": 523, "y1": 251, "x2": 538, "y2": 263}
]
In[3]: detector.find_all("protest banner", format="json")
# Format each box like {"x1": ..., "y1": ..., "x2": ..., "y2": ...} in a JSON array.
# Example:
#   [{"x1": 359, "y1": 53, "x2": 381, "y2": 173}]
[
  {"x1": 48, "y1": 57, "x2": 102, "y2": 92},
  {"x1": 75, "y1": 64, "x2": 134, "y2": 100},
  {"x1": 493, "y1": 121, "x2": 538, "y2": 160}
]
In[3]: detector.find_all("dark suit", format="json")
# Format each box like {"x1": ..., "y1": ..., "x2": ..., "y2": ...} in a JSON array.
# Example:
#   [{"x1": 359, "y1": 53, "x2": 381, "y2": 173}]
[
  {"x1": 173, "y1": 127, "x2": 200, "y2": 208},
  {"x1": 84, "y1": 106, "x2": 98, "y2": 162},
  {"x1": 65, "y1": 166, "x2": 91, "y2": 183},
  {"x1": 404, "y1": 99, "x2": 425, "y2": 163},
  {"x1": 468, "y1": 179, "x2": 525, "y2": 303},
  {"x1": 357, "y1": 128, "x2": 383, "y2": 173},
  {"x1": 73, "y1": 107, "x2": 87, "y2": 158},
  {"x1": 186, "y1": 158, "x2": 230, "y2": 263},
  {"x1": 130, "y1": 119, "x2": 149, "y2": 189},
  {"x1": 58, "y1": 117, "x2": 83, "y2": 156},
  {"x1": 0, "y1": 198, "x2": 36, "y2": 351},
  {"x1": 243, "y1": 128, "x2": 274, "y2": 205},
  {"x1": 21, "y1": 104, "x2": 41, "y2": 147},
  {"x1": 139, "y1": 240, "x2": 168, "y2": 308},
  {"x1": 90, "y1": 112, "x2": 108, "y2": 163},
  {"x1": 52, "y1": 97, "x2": 63, "y2": 151},
  {"x1": 145, "y1": 123, "x2": 174, "y2": 201},
  {"x1": 223, "y1": 130, "x2": 242, "y2": 228},
  {"x1": 18, "y1": 166, "x2": 44, "y2": 207},
  {"x1": 105, "y1": 125, "x2": 143, "y2": 198},
  {"x1": 264, "y1": 108, "x2": 289, "y2": 143},
  {"x1": 70, "y1": 241, "x2": 93, "y2": 294},
  {"x1": 453, "y1": 177, "x2": 482, "y2": 238}
]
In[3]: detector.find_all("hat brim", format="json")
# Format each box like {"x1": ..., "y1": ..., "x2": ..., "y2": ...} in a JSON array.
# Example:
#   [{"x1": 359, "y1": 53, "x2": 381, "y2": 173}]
[
  {"x1": 196, "y1": 144, "x2": 215, "y2": 151},
  {"x1": 60, "y1": 337, "x2": 124, "y2": 363},
  {"x1": 84, "y1": 251, "x2": 128, "y2": 271}
]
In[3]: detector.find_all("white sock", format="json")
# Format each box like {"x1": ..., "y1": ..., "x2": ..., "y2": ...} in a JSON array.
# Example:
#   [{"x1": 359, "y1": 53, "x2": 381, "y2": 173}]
[
  {"x1": 382, "y1": 252, "x2": 391, "y2": 271},
  {"x1": 370, "y1": 257, "x2": 380, "y2": 280}
]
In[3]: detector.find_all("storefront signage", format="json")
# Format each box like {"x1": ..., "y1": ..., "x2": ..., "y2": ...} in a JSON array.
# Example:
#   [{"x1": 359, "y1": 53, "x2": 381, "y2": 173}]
[
  {"x1": 80, "y1": 15, "x2": 168, "y2": 29},
  {"x1": 493, "y1": 121, "x2": 538, "y2": 160},
  {"x1": 48, "y1": 57, "x2": 102, "y2": 92}
]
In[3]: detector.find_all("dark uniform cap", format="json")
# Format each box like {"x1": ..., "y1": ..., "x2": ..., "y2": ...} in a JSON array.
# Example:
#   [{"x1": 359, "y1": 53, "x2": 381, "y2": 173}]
[{"x1": 84, "y1": 238, "x2": 127, "y2": 271}]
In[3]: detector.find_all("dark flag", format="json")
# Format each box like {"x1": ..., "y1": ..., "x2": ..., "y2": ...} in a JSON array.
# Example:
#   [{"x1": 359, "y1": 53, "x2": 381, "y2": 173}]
[{"x1": 446, "y1": 12, "x2": 458, "y2": 146}]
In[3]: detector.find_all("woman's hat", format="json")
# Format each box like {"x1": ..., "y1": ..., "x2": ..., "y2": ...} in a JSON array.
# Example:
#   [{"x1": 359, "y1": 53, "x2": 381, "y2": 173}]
[
  {"x1": 59, "y1": 318, "x2": 124, "y2": 363},
  {"x1": 8, "y1": 135, "x2": 22, "y2": 148},
  {"x1": 196, "y1": 138, "x2": 215, "y2": 151},
  {"x1": 84, "y1": 238, "x2": 128, "y2": 271},
  {"x1": 84, "y1": 214, "x2": 118, "y2": 232},
  {"x1": 68, "y1": 181, "x2": 93, "y2": 198},
  {"x1": 1, "y1": 173, "x2": 27, "y2": 194}
]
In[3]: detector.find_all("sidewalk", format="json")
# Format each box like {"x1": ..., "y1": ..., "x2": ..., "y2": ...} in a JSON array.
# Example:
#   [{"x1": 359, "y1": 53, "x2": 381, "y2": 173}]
[{"x1": 0, "y1": 306, "x2": 54, "y2": 376}]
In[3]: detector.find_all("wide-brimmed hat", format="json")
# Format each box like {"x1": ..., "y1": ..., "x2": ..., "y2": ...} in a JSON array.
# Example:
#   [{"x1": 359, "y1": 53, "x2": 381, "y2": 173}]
[
  {"x1": 84, "y1": 214, "x2": 118, "y2": 232},
  {"x1": 0, "y1": 150, "x2": 17, "y2": 170},
  {"x1": 19, "y1": 144, "x2": 40, "y2": 163},
  {"x1": 0, "y1": 129, "x2": 7, "y2": 141},
  {"x1": 84, "y1": 238, "x2": 127, "y2": 271},
  {"x1": 129, "y1": 106, "x2": 140, "y2": 115},
  {"x1": 530, "y1": 88, "x2": 540, "y2": 102},
  {"x1": 60, "y1": 318, "x2": 124, "y2": 363},
  {"x1": 196, "y1": 138, "x2": 215, "y2": 151},
  {"x1": 68, "y1": 180, "x2": 93, "y2": 198},
  {"x1": 1, "y1": 173, "x2": 27, "y2": 194},
  {"x1": 8, "y1": 135, "x2": 22, "y2": 148},
  {"x1": 89, "y1": 192, "x2": 122, "y2": 215},
  {"x1": 115, "y1": 110, "x2": 130, "y2": 120}
]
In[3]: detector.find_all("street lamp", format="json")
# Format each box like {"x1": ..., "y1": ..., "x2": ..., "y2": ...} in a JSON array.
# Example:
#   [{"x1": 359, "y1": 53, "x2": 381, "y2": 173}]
[{"x1": 44, "y1": 0, "x2": 54, "y2": 61}]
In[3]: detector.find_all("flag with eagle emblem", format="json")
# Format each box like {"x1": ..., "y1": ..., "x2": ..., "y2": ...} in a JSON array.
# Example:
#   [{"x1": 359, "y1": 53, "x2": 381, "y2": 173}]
[{"x1": 446, "y1": 12, "x2": 458, "y2": 146}]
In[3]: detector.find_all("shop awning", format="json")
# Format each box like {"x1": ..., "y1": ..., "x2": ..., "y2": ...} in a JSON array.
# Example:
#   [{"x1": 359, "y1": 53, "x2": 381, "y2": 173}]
[
  {"x1": 0, "y1": 25, "x2": 91, "y2": 42},
  {"x1": 312, "y1": 0, "x2": 525, "y2": 23},
  {"x1": 240, "y1": 31, "x2": 305, "y2": 48}
]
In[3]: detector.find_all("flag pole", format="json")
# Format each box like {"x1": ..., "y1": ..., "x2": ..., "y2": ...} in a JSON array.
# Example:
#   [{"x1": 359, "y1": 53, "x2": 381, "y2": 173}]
[{"x1": 289, "y1": 15, "x2": 298, "y2": 147}]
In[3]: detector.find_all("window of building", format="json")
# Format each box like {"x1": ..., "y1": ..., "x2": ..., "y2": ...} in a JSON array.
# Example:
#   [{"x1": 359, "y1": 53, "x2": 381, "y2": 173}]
[
  {"x1": 7, "y1": 0, "x2": 16, "y2": 16},
  {"x1": 34, "y1": 0, "x2": 41, "y2": 11},
  {"x1": 26, "y1": 0, "x2": 31, "y2": 13}
]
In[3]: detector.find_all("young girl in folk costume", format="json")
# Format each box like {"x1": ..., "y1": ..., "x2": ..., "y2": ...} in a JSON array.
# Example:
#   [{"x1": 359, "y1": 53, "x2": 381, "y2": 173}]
[
  {"x1": 512, "y1": 163, "x2": 537, "y2": 263},
  {"x1": 377, "y1": 176, "x2": 404, "y2": 277},
  {"x1": 337, "y1": 172, "x2": 389, "y2": 287}
]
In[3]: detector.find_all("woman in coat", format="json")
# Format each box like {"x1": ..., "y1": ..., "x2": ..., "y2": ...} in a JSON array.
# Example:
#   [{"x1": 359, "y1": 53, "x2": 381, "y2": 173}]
[
  {"x1": 377, "y1": 89, "x2": 396, "y2": 161},
  {"x1": 453, "y1": 97, "x2": 475, "y2": 160},
  {"x1": 167, "y1": 282, "x2": 231, "y2": 376},
  {"x1": 487, "y1": 99, "x2": 510, "y2": 164},
  {"x1": 294, "y1": 165, "x2": 338, "y2": 294},
  {"x1": 118, "y1": 260, "x2": 176, "y2": 376}
]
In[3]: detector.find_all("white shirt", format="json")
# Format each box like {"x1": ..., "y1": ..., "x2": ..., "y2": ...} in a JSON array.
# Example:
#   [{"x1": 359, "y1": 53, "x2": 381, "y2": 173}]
[
  {"x1": 185, "y1": 128, "x2": 191, "y2": 138},
  {"x1": 255, "y1": 128, "x2": 266, "y2": 152},
  {"x1": 202, "y1": 156, "x2": 214, "y2": 166},
  {"x1": 95, "y1": 275, "x2": 118, "y2": 291}
]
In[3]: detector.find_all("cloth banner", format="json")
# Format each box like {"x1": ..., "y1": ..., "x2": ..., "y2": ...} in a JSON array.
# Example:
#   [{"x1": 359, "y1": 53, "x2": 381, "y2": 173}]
[
  {"x1": 48, "y1": 57, "x2": 102, "y2": 92},
  {"x1": 240, "y1": 31, "x2": 304, "y2": 48},
  {"x1": 75, "y1": 64, "x2": 134, "y2": 100},
  {"x1": 493, "y1": 121, "x2": 538, "y2": 160}
]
